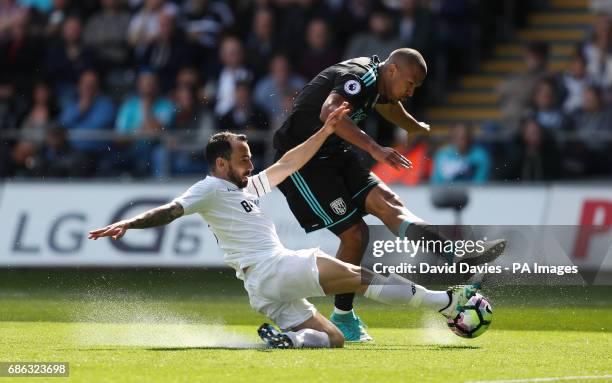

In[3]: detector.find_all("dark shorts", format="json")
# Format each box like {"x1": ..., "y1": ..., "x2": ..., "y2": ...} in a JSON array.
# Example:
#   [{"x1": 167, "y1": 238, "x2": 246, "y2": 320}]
[{"x1": 276, "y1": 148, "x2": 380, "y2": 235}]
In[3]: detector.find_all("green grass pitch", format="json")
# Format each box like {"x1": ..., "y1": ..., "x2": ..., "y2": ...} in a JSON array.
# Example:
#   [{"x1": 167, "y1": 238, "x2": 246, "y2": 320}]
[{"x1": 0, "y1": 270, "x2": 610, "y2": 383}]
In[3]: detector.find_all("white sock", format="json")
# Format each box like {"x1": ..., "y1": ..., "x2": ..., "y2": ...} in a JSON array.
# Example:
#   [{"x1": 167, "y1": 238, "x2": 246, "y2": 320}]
[
  {"x1": 333, "y1": 307, "x2": 352, "y2": 315},
  {"x1": 364, "y1": 273, "x2": 450, "y2": 310},
  {"x1": 285, "y1": 328, "x2": 331, "y2": 348}
]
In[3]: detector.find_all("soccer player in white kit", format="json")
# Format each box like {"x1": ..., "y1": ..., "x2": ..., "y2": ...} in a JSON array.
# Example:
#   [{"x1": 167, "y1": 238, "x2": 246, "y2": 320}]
[{"x1": 88, "y1": 103, "x2": 480, "y2": 349}]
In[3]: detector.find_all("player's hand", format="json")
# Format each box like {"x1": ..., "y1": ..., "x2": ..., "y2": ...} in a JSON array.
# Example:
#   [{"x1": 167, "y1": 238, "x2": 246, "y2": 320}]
[
  {"x1": 372, "y1": 146, "x2": 412, "y2": 170},
  {"x1": 322, "y1": 102, "x2": 350, "y2": 135},
  {"x1": 88, "y1": 220, "x2": 131, "y2": 240}
]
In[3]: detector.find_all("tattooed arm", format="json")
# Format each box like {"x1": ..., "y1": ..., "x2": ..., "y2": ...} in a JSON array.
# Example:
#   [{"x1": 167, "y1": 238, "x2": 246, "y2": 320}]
[{"x1": 88, "y1": 201, "x2": 184, "y2": 240}]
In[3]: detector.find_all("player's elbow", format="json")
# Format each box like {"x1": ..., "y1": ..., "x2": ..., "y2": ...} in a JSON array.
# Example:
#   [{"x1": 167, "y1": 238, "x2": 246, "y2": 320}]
[{"x1": 319, "y1": 98, "x2": 339, "y2": 122}]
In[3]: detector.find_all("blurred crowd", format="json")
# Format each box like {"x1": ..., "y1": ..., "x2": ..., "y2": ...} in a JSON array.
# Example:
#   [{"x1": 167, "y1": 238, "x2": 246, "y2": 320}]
[
  {"x1": 491, "y1": 34, "x2": 612, "y2": 182},
  {"x1": 0, "y1": 0, "x2": 610, "y2": 183}
]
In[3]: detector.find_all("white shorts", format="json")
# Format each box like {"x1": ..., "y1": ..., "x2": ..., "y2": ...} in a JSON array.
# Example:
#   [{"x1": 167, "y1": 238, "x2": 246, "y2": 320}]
[{"x1": 243, "y1": 248, "x2": 328, "y2": 330}]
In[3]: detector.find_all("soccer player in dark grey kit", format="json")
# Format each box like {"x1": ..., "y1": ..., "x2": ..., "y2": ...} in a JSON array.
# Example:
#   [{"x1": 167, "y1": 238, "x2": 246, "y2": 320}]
[{"x1": 273, "y1": 48, "x2": 506, "y2": 341}]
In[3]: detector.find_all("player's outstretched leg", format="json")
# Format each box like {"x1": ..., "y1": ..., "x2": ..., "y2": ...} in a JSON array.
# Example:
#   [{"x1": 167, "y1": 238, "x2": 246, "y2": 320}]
[
  {"x1": 257, "y1": 255, "x2": 479, "y2": 349},
  {"x1": 317, "y1": 255, "x2": 480, "y2": 321},
  {"x1": 365, "y1": 184, "x2": 507, "y2": 266},
  {"x1": 403, "y1": 222, "x2": 507, "y2": 265},
  {"x1": 330, "y1": 221, "x2": 372, "y2": 343},
  {"x1": 360, "y1": 272, "x2": 479, "y2": 319}
]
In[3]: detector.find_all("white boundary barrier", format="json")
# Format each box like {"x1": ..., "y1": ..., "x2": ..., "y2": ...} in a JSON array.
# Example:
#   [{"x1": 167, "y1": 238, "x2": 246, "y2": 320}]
[{"x1": 0, "y1": 182, "x2": 610, "y2": 268}]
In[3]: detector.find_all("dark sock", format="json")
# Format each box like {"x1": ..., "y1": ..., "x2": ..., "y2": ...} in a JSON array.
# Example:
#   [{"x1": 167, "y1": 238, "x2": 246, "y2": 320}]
[
  {"x1": 334, "y1": 293, "x2": 355, "y2": 311},
  {"x1": 403, "y1": 222, "x2": 449, "y2": 242},
  {"x1": 403, "y1": 222, "x2": 454, "y2": 262}
]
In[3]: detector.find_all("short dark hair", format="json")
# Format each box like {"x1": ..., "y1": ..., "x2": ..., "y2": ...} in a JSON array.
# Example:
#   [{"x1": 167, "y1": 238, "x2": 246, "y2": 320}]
[
  {"x1": 387, "y1": 48, "x2": 428, "y2": 75},
  {"x1": 205, "y1": 132, "x2": 248, "y2": 168}
]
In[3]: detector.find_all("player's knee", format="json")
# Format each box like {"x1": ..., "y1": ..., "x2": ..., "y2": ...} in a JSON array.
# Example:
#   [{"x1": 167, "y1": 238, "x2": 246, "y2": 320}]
[
  {"x1": 371, "y1": 188, "x2": 404, "y2": 218},
  {"x1": 380, "y1": 188, "x2": 403, "y2": 209}
]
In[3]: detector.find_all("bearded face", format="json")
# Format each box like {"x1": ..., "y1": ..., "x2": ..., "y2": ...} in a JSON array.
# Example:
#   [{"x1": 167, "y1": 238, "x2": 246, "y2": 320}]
[
  {"x1": 228, "y1": 162, "x2": 250, "y2": 188},
  {"x1": 225, "y1": 140, "x2": 253, "y2": 188}
]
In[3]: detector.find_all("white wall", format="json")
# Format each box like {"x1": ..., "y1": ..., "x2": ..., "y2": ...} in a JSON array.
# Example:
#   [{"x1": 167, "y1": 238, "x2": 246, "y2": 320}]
[{"x1": 0, "y1": 182, "x2": 610, "y2": 269}]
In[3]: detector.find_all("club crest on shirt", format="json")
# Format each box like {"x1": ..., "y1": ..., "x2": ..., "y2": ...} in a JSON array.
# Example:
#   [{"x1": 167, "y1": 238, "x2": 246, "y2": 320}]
[
  {"x1": 344, "y1": 79, "x2": 361, "y2": 95},
  {"x1": 330, "y1": 197, "x2": 347, "y2": 215}
]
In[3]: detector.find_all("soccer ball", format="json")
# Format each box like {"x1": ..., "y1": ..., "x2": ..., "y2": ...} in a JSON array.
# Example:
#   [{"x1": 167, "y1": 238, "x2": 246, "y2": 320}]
[{"x1": 446, "y1": 293, "x2": 492, "y2": 338}]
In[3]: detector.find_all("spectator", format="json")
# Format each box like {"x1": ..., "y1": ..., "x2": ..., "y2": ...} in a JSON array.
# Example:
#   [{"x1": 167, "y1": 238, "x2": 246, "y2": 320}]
[
  {"x1": 0, "y1": 11, "x2": 44, "y2": 96},
  {"x1": 181, "y1": 0, "x2": 233, "y2": 78},
  {"x1": 397, "y1": 0, "x2": 436, "y2": 62},
  {"x1": 334, "y1": 0, "x2": 372, "y2": 49},
  {"x1": 181, "y1": 0, "x2": 233, "y2": 49},
  {"x1": 44, "y1": 15, "x2": 98, "y2": 109},
  {"x1": 19, "y1": 81, "x2": 58, "y2": 144},
  {"x1": 28, "y1": 124, "x2": 89, "y2": 177},
  {"x1": 431, "y1": 123, "x2": 490, "y2": 184},
  {"x1": 59, "y1": 70, "x2": 115, "y2": 159},
  {"x1": 110, "y1": 70, "x2": 174, "y2": 177},
  {"x1": 2, "y1": 138, "x2": 37, "y2": 177},
  {"x1": 175, "y1": 65, "x2": 210, "y2": 104},
  {"x1": 397, "y1": 0, "x2": 436, "y2": 111},
  {"x1": 137, "y1": 11, "x2": 194, "y2": 92},
  {"x1": 254, "y1": 54, "x2": 306, "y2": 124},
  {"x1": 43, "y1": 0, "x2": 73, "y2": 39},
  {"x1": 0, "y1": 79, "x2": 56, "y2": 177},
  {"x1": 83, "y1": 0, "x2": 131, "y2": 69},
  {"x1": 529, "y1": 78, "x2": 570, "y2": 135},
  {"x1": 436, "y1": 0, "x2": 476, "y2": 80},
  {"x1": 176, "y1": 66, "x2": 202, "y2": 92},
  {"x1": 508, "y1": 118, "x2": 561, "y2": 181},
  {"x1": 172, "y1": 85, "x2": 211, "y2": 135},
  {"x1": 218, "y1": 79, "x2": 269, "y2": 168},
  {"x1": 508, "y1": 118, "x2": 560, "y2": 181},
  {"x1": 497, "y1": 42, "x2": 551, "y2": 131},
  {"x1": 212, "y1": 35, "x2": 251, "y2": 117},
  {"x1": 298, "y1": 18, "x2": 340, "y2": 80},
  {"x1": 582, "y1": 14, "x2": 612, "y2": 89},
  {"x1": 569, "y1": 85, "x2": 612, "y2": 175},
  {"x1": 218, "y1": 79, "x2": 269, "y2": 131},
  {"x1": 127, "y1": 0, "x2": 177, "y2": 50},
  {"x1": 115, "y1": 70, "x2": 174, "y2": 135},
  {"x1": 561, "y1": 52, "x2": 590, "y2": 113},
  {"x1": 245, "y1": 7, "x2": 277, "y2": 80},
  {"x1": 0, "y1": 0, "x2": 27, "y2": 40},
  {"x1": 344, "y1": 7, "x2": 402, "y2": 60},
  {"x1": 166, "y1": 85, "x2": 212, "y2": 175}
]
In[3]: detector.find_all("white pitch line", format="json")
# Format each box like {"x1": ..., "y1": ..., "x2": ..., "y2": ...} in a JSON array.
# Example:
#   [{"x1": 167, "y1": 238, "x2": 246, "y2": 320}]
[{"x1": 466, "y1": 375, "x2": 612, "y2": 383}]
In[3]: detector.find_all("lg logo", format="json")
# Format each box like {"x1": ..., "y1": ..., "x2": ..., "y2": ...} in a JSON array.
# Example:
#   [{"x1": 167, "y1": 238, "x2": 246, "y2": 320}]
[{"x1": 11, "y1": 199, "x2": 204, "y2": 256}]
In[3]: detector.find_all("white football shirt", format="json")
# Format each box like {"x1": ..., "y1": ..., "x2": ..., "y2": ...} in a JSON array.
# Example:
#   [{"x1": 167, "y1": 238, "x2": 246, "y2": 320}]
[{"x1": 173, "y1": 171, "x2": 285, "y2": 278}]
